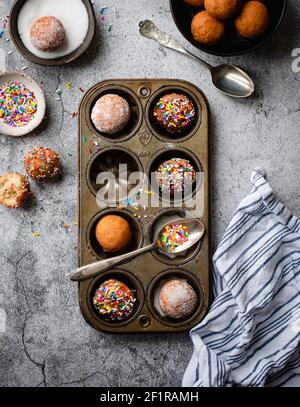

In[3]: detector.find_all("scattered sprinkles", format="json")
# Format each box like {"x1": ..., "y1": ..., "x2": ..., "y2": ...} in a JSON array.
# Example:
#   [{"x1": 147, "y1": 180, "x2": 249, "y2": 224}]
[
  {"x1": 156, "y1": 158, "x2": 196, "y2": 194},
  {"x1": 0, "y1": 16, "x2": 9, "y2": 39},
  {"x1": 159, "y1": 224, "x2": 190, "y2": 252},
  {"x1": 66, "y1": 82, "x2": 72, "y2": 90},
  {"x1": 153, "y1": 93, "x2": 195, "y2": 133},
  {"x1": 0, "y1": 81, "x2": 38, "y2": 127},
  {"x1": 93, "y1": 279, "x2": 136, "y2": 321}
]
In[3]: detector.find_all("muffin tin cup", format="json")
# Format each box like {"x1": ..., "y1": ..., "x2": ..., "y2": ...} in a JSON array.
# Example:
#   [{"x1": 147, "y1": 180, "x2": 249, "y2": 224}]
[
  {"x1": 147, "y1": 208, "x2": 204, "y2": 266},
  {"x1": 147, "y1": 269, "x2": 205, "y2": 328},
  {"x1": 145, "y1": 85, "x2": 202, "y2": 143},
  {"x1": 85, "y1": 269, "x2": 145, "y2": 329},
  {"x1": 86, "y1": 85, "x2": 143, "y2": 142},
  {"x1": 78, "y1": 79, "x2": 210, "y2": 333},
  {"x1": 86, "y1": 146, "x2": 144, "y2": 205},
  {"x1": 87, "y1": 208, "x2": 144, "y2": 261},
  {"x1": 147, "y1": 147, "x2": 204, "y2": 205}
]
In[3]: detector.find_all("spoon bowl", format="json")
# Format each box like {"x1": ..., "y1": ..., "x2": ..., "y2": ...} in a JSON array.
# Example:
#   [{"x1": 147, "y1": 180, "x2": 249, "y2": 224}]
[
  {"x1": 156, "y1": 218, "x2": 205, "y2": 255},
  {"x1": 211, "y1": 64, "x2": 255, "y2": 98}
]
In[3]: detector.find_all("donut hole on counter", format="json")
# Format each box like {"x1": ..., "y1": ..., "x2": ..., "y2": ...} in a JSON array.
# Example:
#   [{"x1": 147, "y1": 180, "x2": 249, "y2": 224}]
[
  {"x1": 147, "y1": 269, "x2": 204, "y2": 327},
  {"x1": 146, "y1": 86, "x2": 201, "y2": 142},
  {"x1": 148, "y1": 209, "x2": 203, "y2": 266},
  {"x1": 148, "y1": 147, "x2": 203, "y2": 204},
  {"x1": 87, "y1": 270, "x2": 144, "y2": 326},
  {"x1": 87, "y1": 209, "x2": 143, "y2": 261},
  {"x1": 87, "y1": 86, "x2": 143, "y2": 142},
  {"x1": 86, "y1": 147, "x2": 144, "y2": 205}
]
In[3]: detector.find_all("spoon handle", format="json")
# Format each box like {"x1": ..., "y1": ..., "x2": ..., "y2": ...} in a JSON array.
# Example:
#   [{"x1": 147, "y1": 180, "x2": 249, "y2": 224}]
[
  {"x1": 69, "y1": 243, "x2": 157, "y2": 282},
  {"x1": 139, "y1": 20, "x2": 212, "y2": 70}
]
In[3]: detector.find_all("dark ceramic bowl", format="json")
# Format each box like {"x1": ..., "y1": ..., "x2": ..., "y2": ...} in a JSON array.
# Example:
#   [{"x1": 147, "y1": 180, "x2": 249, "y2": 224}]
[
  {"x1": 9, "y1": 0, "x2": 96, "y2": 66},
  {"x1": 170, "y1": 0, "x2": 287, "y2": 57}
]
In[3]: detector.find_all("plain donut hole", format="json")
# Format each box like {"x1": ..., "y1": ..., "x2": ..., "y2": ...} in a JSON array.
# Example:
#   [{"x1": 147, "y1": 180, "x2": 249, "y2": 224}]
[{"x1": 87, "y1": 208, "x2": 144, "y2": 261}]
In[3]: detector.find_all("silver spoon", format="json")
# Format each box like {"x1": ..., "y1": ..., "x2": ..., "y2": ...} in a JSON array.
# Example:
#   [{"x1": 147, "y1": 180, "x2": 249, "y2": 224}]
[
  {"x1": 69, "y1": 218, "x2": 205, "y2": 282},
  {"x1": 139, "y1": 20, "x2": 254, "y2": 98}
]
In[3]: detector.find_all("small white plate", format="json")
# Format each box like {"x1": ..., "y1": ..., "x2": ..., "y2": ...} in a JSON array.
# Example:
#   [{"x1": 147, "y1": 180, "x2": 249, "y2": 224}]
[{"x1": 0, "y1": 71, "x2": 46, "y2": 136}]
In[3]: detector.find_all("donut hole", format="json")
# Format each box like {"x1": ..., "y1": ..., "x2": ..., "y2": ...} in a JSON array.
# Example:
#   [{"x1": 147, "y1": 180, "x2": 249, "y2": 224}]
[
  {"x1": 87, "y1": 269, "x2": 144, "y2": 326},
  {"x1": 30, "y1": 16, "x2": 65, "y2": 52},
  {"x1": 87, "y1": 86, "x2": 142, "y2": 142},
  {"x1": 87, "y1": 209, "x2": 143, "y2": 261},
  {"x1": 148, "y1": 209, "x2": 203, "y2": 266},
  {"x1": 147, "y1": 269, "x2": 204, "y2": 326},
  {"x1": 148, "y1": 148, "x2": 203, "y2": 204},
  {"x1": 87, "y1": 147, "x2": 144, "y2": 205},
  {"x1": 146, "y1": 86, "x2": 201, "y2": 142}
]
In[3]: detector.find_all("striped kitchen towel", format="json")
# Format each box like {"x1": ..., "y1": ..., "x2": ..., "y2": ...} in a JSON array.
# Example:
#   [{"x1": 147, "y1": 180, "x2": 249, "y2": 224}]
[{"x1": 183, "y1": 170, "x2": 300, "y2": 387}]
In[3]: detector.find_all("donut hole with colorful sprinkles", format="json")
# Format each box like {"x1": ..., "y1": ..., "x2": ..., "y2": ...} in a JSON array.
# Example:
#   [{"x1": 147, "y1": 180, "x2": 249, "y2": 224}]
[
  {"x1": 146, "y1": 87, "x2": 201, "y2": 142},
  {"x1": 148, "y1": 148, "x2": 203, "y2": 204},
  {"x1": 88, "y1": 270, "x2": 144, "y2": 326}
]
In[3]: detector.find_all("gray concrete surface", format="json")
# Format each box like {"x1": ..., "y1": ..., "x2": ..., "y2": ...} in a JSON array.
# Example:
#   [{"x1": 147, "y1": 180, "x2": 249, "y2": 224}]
[{"x1": 0, "y1": 0, "x2": 299, "y2": 387}]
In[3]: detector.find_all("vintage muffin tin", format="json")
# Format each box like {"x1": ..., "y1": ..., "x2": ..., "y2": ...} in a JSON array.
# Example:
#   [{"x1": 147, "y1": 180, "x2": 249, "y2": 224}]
[{"x1": 78, "y1": 79, "x2": 209, "y2": 333}]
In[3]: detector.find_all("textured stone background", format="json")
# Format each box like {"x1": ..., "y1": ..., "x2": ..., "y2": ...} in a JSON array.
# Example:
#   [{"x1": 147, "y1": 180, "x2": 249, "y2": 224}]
[{"x1": 0, "y1": 0, "x2": 299, "y2": 387}]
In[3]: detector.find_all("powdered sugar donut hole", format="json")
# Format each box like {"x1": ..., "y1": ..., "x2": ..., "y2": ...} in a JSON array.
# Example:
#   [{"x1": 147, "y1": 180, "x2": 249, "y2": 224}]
[{"x1": 154, "y1": 278, "x2": 198, "y2": 320}]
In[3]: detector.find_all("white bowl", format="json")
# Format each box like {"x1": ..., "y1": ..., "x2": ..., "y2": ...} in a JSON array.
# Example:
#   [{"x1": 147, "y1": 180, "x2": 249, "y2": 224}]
[{"x1": 0, "y1": 71, "x2": 46, "y2": 136}]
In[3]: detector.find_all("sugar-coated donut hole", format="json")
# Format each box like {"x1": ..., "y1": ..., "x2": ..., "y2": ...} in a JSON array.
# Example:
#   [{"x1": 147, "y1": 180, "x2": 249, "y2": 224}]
[
  {"x1": 88, "y1": 86, "x2": 142, "y2": 142},
  {"x1": 147, "y1": 269, "x2": 204, "y2": 326},
  {"x1": 30, "y1": 16, "x2": 65, "y2": 52},
  {"x1": 91, "y1": 94, "x2": 131, "y2": 135}
]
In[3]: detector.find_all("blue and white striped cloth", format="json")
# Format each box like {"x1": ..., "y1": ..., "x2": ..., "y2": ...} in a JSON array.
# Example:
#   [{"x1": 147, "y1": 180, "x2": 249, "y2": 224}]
[{"x1": 183, "y1": 170, "x2": 300, "y2": 387}]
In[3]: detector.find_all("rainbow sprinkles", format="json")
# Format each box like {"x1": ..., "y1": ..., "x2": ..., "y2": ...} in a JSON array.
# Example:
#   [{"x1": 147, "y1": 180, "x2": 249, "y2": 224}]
[
  {"x1": 159, "y1": 224, "x2": 190, "y2": 252},
  {"x1": 0, "y1": 81, "x2": 38, "y2": 127}
]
